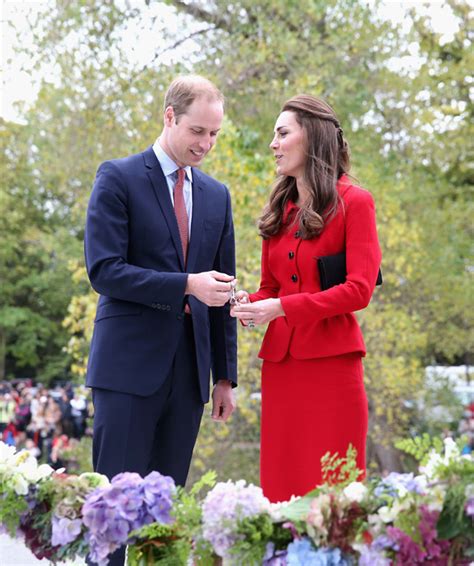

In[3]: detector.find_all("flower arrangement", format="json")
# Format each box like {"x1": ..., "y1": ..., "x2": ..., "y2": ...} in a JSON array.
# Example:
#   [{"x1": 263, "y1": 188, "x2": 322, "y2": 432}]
[
  {"x1": 0, "y1": 435, "x2": 472, "y2": 565},
  {"x1": 82, "y1": 470, "x2": 176, "y2": 565}
]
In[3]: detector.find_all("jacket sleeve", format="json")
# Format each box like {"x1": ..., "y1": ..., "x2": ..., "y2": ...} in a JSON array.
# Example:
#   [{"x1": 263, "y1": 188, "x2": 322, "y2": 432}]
[
  {"x1": 84, "y1": 161, "x2": 188, "y2": 311},
  {"x1": 280, "y1": 189, "x2": 382, "y2": 325},
  {"x1": 249, "y1": 238, "x2": 280, "y2": 302},
  {"x1": 209, "y1": 186, "x2": 238, "y2": 386}
]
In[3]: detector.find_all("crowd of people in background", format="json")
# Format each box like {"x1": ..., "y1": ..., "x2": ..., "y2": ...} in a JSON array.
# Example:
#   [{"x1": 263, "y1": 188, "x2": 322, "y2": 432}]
[
  {"x1": 0, "y1": 380, "x2": 91, "y2": 470},
  {"x1": 0, "y1": 378, "x2": 472, "y2": 469}
]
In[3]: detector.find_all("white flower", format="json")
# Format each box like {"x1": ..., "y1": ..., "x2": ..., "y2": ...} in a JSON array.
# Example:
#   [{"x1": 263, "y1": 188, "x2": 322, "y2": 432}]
[
  {"x1": 343, "y1": 481, "x2": 368, "y2": 502},
  {"x1": 421, "y1": 438, "x2": 463, "y2": 480},
  {"x1": 424, "y1": 484, "x2": 446, "y2": 512},
  {"x1": 377, "y1": 499, "x2": 409, "y2": 524},
  {"x1": 465, "y1": 483, "x2": 474, "y2": 499},
  {"x1": 269, "y1": 495, "x2": 300, "y2": 522},
  {"x1": 18, "y1": 460, "x2": 54, "y2": 482},
  {"x1": 12, "y1": 473, "x2": 29, "y2": 495},
  {"x1": 367, "y1": 512, "x2": 385, "y2": 536},
  {"x1": 80, "y1": 472, "x2": 110, "y2": 488},
  {"x1": 377, "y1": 505, "x2": 395, "y2": 524},
  {"x1": 306, "y1": 493, "x2": 331, "y2": 544},
  {"x1": 443, "y1": 437, "x2": 459, "y2": 461},
  {"x1": 421, "y1": 451, "x2": 442, "y2": 479},
  {"x1": 0, "y1": 442, "x2": 17, "y2": 463}
]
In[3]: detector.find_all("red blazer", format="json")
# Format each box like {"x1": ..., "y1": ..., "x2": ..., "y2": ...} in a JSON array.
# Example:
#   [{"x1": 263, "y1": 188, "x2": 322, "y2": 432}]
[{"x1": 249, "y1": 176, "x2": 382, "y2": 362}]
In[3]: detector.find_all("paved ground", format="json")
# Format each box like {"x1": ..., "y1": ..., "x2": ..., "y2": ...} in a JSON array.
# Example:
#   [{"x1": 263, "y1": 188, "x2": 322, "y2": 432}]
[{"x1": 0, "y1": 534, "x2": 86, "y2": 566}]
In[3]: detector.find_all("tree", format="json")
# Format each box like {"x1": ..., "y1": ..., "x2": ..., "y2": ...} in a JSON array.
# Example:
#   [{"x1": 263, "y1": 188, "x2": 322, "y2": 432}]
[
  {"x1": 4, "y1": 0, "x2": 471, "y2": 477},
  {"x1": 0, "y1": 118, "x2": 77, "y2": 381}
]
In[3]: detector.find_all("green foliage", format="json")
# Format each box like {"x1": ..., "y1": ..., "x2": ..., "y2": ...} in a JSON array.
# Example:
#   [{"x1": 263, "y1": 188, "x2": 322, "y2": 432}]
[
  {"x1": 230, "y1": 513, "x2": 292, "y2": 565},
  {"x1": 393, "y1": 502, "x2": 423, "y2": 545},
  {"x1": 0, "y1": 120, "x2": 78, "y2": 381},
  {"x1": 321, "y1": 445, "x2": 363, "y2": 487},
  {"x1": 437, "y1": 481, "x2": 473, "y2": 541},
  {"x1": 395, "y1": 434, "x2": 445, "y2": 465},
  {"x1": 128, "y1": 472, "x2": 217, "y2": 566},
  {"x1": 60, "y1": 436, "x2": 94, "y2": 474},
  {"x1": 0, "y1": 488, "x2": 28, "y2": 536},
  {"x1": 127, "y1": 523, "x2": 190, "y2": 566}
]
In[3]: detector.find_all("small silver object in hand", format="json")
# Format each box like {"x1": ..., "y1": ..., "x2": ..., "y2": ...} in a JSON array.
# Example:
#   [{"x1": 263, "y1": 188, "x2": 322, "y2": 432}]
[
  {"x1": 229, "y1": 280, "x2": 237, "y2": 305},
  {"x1": 248, "y1": 319, "x2": 255, "y2": 328}
]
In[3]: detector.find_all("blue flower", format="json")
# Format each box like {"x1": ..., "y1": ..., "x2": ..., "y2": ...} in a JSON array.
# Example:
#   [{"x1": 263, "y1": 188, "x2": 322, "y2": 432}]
[
  {"x1": 287, "y1": 539, "x2": 352, "y2": 566},
  {"x1": 374, "y1": 472, "x2": 426, "y2": 498}
]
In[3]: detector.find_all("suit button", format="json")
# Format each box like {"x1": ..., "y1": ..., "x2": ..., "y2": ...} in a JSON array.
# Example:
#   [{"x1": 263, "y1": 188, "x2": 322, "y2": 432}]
[
  {"x1": 288, "y1": 251, "x2": 294, "y2": 259},
  {"x1": 294, "y1": 231, "x2": 300, "y2": 238},
  {"x1": 291, "y1": 274, "x2": 298, "y2": 282}
]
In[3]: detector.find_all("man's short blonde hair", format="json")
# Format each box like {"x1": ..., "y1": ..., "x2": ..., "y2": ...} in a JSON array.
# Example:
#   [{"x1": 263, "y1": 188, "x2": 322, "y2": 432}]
[{"x1": 164, "y1": 75, "x2": 224, "y2": 121}]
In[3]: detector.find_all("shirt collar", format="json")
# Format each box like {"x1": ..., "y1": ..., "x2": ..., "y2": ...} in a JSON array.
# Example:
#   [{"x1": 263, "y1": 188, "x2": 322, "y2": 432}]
[{"x1": 152, "y1": 138, "x2": 193, "y2": 182}]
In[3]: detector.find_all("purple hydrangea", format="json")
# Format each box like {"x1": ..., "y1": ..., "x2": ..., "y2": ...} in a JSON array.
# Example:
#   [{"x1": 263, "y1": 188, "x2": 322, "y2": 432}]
[
  {"x1": 82, "y1": 470, "x2": 175, "y2": 566},
  {"x1": 201, "y1": 479, "x2": 270, "y2": 557},
  {"x1": 287, "y1": 539, "x2": 352, "y2": 566},
  {"x1": 51, "y1": 516, "x2": 82, "y2": 546},
  {"x1": 374, "y1": 472, "x2": 426, "y2": 498},
  {"x1": 358, "y1": 544, "x2": 392, "y2": 566},
  {"x1": 372, "y1": 534, "x2": 398, "y2": 552}
]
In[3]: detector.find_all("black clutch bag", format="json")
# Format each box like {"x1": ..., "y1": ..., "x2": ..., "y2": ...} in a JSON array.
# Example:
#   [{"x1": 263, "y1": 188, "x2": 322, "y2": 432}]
[{"x1": 317, "y1": 252, "x2": 383, "y2": 291}]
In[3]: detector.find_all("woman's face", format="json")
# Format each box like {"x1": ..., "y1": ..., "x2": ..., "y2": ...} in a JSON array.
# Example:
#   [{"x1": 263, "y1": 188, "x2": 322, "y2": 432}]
[{"x1": 269, "y1": 111, "x2": 307, "y2": 179}]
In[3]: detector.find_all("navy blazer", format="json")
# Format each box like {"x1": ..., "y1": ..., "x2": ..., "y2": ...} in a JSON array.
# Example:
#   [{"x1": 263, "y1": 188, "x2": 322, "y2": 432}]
[{"x1": 84, "y1": 146, "x2": 237, "y2": 402}]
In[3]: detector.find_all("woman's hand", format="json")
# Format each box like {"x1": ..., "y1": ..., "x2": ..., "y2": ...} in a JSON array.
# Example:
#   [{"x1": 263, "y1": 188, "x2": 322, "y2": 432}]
[
  {"x1": 230, "y1": 290, "x2": 252, "y2": 326},
  {"x1": 231, "y1": 298, "x2": 285, "y2": 327}
]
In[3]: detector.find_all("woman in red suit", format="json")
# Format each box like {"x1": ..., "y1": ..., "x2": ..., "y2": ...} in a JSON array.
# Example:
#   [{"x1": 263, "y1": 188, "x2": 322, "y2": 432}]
[{"x1": 231, "y1": 94, "x2": 382, "y2": 503}]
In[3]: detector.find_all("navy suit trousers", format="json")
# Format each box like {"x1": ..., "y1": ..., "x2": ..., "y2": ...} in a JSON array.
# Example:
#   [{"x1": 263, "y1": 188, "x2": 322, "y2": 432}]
[{"x1": 88, "y1": 316, "x2": 204, "y2": 566}]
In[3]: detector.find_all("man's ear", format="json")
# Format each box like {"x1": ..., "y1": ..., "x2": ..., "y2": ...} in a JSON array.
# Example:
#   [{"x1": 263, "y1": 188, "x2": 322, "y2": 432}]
[{"x1": 164, "y1": 105, "x2": 176, "y2": 127}]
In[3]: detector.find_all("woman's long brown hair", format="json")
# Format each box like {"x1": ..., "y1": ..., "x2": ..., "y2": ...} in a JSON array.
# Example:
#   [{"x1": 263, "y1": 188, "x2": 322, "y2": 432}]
[{"x1": 258, "y1": 94, "x2": 350, "y2": 240}]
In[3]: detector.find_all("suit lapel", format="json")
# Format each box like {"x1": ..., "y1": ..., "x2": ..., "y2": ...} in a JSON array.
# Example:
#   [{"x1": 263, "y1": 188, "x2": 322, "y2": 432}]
[
  {"x1": 187, "y1": 169, "x2": 206, "y2": 274},
  {"x1": 143, "y1": 147, "x2": 185, "y2": 270}
]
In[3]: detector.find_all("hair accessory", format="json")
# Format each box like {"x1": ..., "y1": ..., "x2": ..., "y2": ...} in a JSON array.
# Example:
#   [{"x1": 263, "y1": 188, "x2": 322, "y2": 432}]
[{"x1": 336, "y1": 126, "x2": 344, "y2": 147}]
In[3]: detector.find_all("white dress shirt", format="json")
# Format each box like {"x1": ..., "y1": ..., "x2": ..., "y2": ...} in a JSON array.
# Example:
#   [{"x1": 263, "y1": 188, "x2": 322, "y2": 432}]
[{"x1": 152, "y1": 139, "x2": 193, "y2": 234}]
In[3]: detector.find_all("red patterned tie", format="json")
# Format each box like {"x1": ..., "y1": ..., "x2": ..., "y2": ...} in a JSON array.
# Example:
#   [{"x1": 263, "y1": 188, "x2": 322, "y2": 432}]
[{"x1": 173, "y1": 168, "x2": 188, "y2": 264}]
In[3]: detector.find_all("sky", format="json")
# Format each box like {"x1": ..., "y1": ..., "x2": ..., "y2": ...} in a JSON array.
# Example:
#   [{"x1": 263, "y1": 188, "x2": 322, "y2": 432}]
[{"x1": 1, "y1": 0, "x2": 462, "y2": 123}]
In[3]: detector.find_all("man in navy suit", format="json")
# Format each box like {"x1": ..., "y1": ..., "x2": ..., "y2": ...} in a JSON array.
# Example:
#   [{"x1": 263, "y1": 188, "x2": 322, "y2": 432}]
[{"x1": 84, "y1": 76, "x2": 237, "y2": 564}]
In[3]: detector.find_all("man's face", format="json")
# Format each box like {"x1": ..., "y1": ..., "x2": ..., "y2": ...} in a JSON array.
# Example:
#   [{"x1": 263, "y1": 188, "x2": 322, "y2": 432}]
[{"x1": 162, "y1": 97, "x2": 224, "y2": 168}]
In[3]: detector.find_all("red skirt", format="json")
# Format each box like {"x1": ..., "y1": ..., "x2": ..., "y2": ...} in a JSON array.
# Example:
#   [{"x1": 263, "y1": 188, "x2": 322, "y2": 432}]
[{"x1": 260, "y1": 352, "x2": 368, "y2": 503}]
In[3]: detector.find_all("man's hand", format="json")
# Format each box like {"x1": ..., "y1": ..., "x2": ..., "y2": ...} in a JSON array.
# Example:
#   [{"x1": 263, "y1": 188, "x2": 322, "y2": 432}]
[
  {"x1": 231, "y1": 298, "x2": 285, "y2": 326},
  {"x1": 186, "y1": 271, "x2": 235, "y2": 307},
  {"x1": 211, "y1": 379, "x2": 235, "y2": 422}
]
